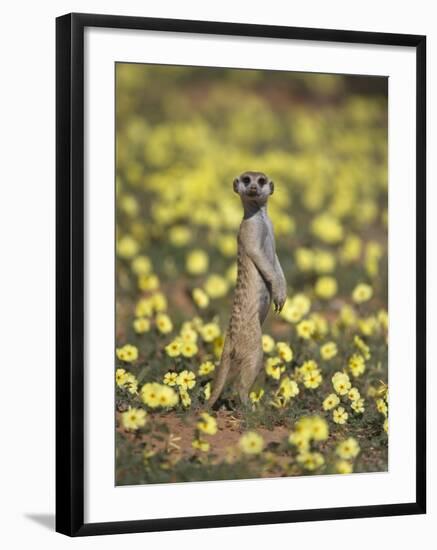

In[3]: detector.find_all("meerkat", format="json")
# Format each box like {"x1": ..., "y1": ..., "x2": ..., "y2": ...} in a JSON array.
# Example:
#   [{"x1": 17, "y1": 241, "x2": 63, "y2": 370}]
[{"x1": 208, "y1": 171, "x2": 287, "y2": 407}]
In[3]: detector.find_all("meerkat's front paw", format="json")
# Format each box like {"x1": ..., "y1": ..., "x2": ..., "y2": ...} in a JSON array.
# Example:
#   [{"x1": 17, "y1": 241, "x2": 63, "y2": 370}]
[{"x1": 272, "y1": 284, "x2": 287, "y2": 313}]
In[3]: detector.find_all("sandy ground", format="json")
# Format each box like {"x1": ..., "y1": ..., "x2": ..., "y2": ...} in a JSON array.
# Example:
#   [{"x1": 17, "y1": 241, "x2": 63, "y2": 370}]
[{"x1": 118, "y1": 409, "x2": 291, "y2": 465}]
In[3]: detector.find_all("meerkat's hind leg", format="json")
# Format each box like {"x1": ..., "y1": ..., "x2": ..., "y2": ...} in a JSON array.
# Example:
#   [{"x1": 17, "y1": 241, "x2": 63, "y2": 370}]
[
  {"x1": 208, "y1": 336, "x2": 233, "y2": 408},
  {"x1": 236, "y1": 342, "x2": 264, "y2": 408}
]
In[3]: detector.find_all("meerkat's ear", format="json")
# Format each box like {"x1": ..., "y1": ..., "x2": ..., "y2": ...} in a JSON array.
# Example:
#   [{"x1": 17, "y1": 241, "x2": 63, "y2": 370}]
[
  {"x1": 269, "y1": 180, "x2": 275, "y2": 195},
  {"x1": 233, "y1": 177, "x2": 239, "y2": 194}
]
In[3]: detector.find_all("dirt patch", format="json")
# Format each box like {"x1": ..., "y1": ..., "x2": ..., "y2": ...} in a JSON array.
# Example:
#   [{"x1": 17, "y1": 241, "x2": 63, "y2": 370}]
[{"x1": 119, "y1": 410, "x2": 290, "y2": 465}]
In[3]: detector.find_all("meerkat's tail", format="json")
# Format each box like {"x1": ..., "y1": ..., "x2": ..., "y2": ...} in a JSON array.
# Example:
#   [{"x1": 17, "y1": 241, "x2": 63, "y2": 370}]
[{"x1": 208, "y1": 342, "x2": 233, "y2": 407}]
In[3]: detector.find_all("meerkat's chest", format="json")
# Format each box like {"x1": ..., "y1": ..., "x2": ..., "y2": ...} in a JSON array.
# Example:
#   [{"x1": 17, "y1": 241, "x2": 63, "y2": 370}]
[
  {"x1": 260, "y1": 219, "x2": 276, "y2": 260},
  {"x1": 237, "y1": 213, "x2": 276, "y2": 265}
]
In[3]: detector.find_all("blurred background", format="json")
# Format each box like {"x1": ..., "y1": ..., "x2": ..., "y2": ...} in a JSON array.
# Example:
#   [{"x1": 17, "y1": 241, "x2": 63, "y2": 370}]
[{"x1": 115, "y1": 63, "x2": 388, "y2": 339}]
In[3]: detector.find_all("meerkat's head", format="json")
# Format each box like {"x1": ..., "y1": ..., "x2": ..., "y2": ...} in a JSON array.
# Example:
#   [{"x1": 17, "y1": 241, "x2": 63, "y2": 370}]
[{"x1": 233, "y1": 171, "x2": 274, "y2": 205}]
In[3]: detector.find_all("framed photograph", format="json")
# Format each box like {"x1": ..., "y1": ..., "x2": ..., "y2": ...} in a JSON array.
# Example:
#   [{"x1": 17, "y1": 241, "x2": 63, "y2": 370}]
[{"x1": 56, "y1": 13, "x2": 426, "y2": 536}]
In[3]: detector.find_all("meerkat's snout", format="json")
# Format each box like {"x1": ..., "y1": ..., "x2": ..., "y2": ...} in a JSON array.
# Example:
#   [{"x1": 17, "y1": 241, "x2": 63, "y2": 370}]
[{"x1": 248, "y1": 183, "x2": 258, "y2": 196}]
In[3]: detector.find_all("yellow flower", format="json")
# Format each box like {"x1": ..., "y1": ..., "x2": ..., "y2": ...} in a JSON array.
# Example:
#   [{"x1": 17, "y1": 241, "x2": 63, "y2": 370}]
[
  {"x1": 277, "y1": 377, "x2": 299, "y2": 400},
  {"x1": 352, "y1": 283, "x2": 373, "y2": 303},
  {"x1": 293, "y1": 416, "x2": 328, "y2": 442},
  {"x1": 295, "y1": 247, "x2": 314, "y2": 272},
  {"x1": 119, "y1": 194, "x2": 139, "y2": 216},
  {"x1": 332, "y1": 372, "x2": 352, "y2": 395},
  {"x1": 203, "y1": 382, "x2": 211, "y2": 400},
  {"x1": 276, "y1": 342, "x2": 293, "y2": 362},
  {"x1": 280, "y1": 303, "x2": 303, "y2": 323},
  {"x1": 310, "y1": 313, "x2": 329, "y2": 336},
  {"x1": 135, "y1": 297, "x2": 154, "y2": 318},
  {"x1": 270, "y1": 395, "x2": 286, "y2": 409},
  {"x1": 291, "y1": 293, "x2": 311, "y2": 315},
  {"x1": 198, "y1": 361, "x2": 215, "y2": 376},
  {"x1": 138, "y1": 273, "x2": 160, "y2": 291},
  {"x1": 354, "y1": 335, "x2": 371, "y2": 359},
  {"x1": 378, "y1": 309, "x2": 389, "y2": 331},
  {"x1": 340, "y1": 305, "x2": 357, "y2": 327},
  {"x1": 131, "y1": 255, "x2": 152, "y2": 276},
  {"x1": 297, "y1": 451, "x2": 325, "y2": 471},
  {"x1": 351, "y1": 398, "x2": 365, "y2": 413},
  {"x1": 297, "y1": 319, "x2": 316, "y2": 339},
  {"x1": 336, "y1": 437, "x2": 360, "y2": 459},
  {"x1": 213, "y1": 335, "x2": 225, "y2": 358},
  {"x1": 197, "y1": 412, "x2": 218, "y2": 435},
  {"x1": 383, "y1": 418, "x2": 388, "y2": 433},
  {"x1": 116, "y1": 344, "x2": 139, "y2": 363},
  {"x1": 376, "y1": 398, "x2": 388, "y2": 417},
  {"x1": 333, "y1": 406, "x2": 348, "y2": 424},
  {"x1": 217, "y1": 234, "x2": 237, "y2": 257},
  {"x1": 311, "y1": 214, "x2": 343, "y2": 244},
  {"x1": 151, "y1": 292, "x2": 167, "y2": 312},
  {"x1": 157, "y1": 385, "x2": 179, "y2": 407},
  {"x1": 179, "y1": 388, "x2": 192, "y2": 408},
  {"x1": 303, "y1": 370, "x2": 322, "y2": 389},
  {"x1": 378, "y1": 383, "x2": 389, "y2": 403},
  {"x1": 116, "y1": 368, "x2": 127, "y2": 386},
  {"x1": 314, "y1": 249, "x2": 336, "y2": 274},
  {"x1": 176, "y1": 370, "x2": 196, "y2": 390},
  {"x1": 199, "y1": 322, "x2": 221, "y2": 343},
  {"x1": 262, "y1": 334, "x2": 275, "y2": 353},
  {"x1": 180, "y1": 325, "x2": 198, "y2": 343},
  {"x1": 204, "y1": 274, "x2": 229, "y2": 299},
  {"x1": 165, "y1": 340, "x2": 182, "y2": 357},
  {"x1": 121, "y1": 407, "x2": 147, "y2": 431},
  {"x1": 288, "y1": 431, "x2": 310, "y2": 452},
  {"x1": 133, "y1": 317, "x2": 151, "y2": 334},
  {"x1": 358, "y1": 316, "x2": 378, "y2": 336},
  {"x1": 169, "y1": 225, "x2": 192, "y2": 247},
  {"x1": 309, "y1": 416, "x2": 329, "y2": 441},
  {"x1": 365, "y1": 241, "x2": 383, "y2": 276},
  {"x1": 115, "y1": 369, "x2": 138, "y2": 394},
  {"x1": 315, "y1": 276, "x2": 338, "y2": 299},
  {"x1": 141, "y1": 383, "x2": 178, "y2": 409},
  {"x1": 181, "y1": 341, "x2": 198, "y2": 358},
  {"x1": 125, "y1": 373, "x2": 138, "y2": 394},
  {"x1": 281, "y1": 294, "x2": 311, "y2": 323},
  {"x1": 323, "y1": 393, "x2": 340, "y2": 411},
  {"x1": 163, "y1": 371, "x2": 178, "y2": 386},
  {"x1": 340, "y1": 234, "x2": 362, "y2": 263},
  {"x1": 298, "y1": 359, "x2": 319, "y2": 377},
  {"x1": 192, "y1": 288, "x2": 209, "y2": 309},
  {"x1": 348, "y1": 353, "x2": 366, "y2": 377},
  {"x1": 191, "y1": 317, "x2": 203, "y2": 330},
  {"x1": 156, "y1": 313, "x2": 173, "y2": 334},
  {"x1": 336, "y1": 460, "x2": 353, "y2": 474},
  {"x1": 141, "y1": 383, "x2": 161, "y2": 408},
  {"x1": 117, "y1": 235, "x2": 139, "y2": 259},
  {"x1": 320, "y1": 341, "x2": 338, "y2": 360},
  {"x1": 265, "y1": 357, "x2": 285, "y2": 380},
  {"x1": 186, "y1": 249, "x2": 209, "y2": 275},
  {"x1": 249, "y1": 388, "x2": 265, "y2": 403},
  {"x1": 348, "y1": 387, "x2": 361, "y2": 401},
  {"x1": 239, "y1": 432, "x2": 264, "y2": 455},
  {"x1": 192, "y1": 439, "x2": 210, "y2": 452}
]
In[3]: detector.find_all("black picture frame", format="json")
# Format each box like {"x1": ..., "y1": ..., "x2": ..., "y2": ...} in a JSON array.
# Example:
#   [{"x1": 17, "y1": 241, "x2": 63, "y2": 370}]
[{"x1": 56, "y1": 12, "x2": 426, "y2": 537}]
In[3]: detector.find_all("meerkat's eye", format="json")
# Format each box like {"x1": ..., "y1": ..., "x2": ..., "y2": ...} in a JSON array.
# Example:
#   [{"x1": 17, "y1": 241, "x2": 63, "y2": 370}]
[
  {"x1": 242, "y1": 176, "x2": 251, "y2": 185},
  {"x1": 258, "y1": 177, "x2": 266, "y2": 186}
]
